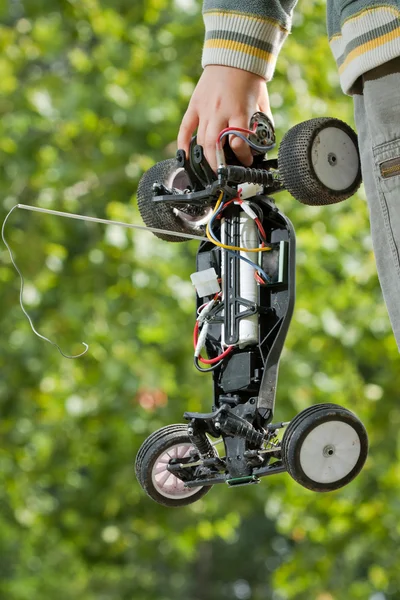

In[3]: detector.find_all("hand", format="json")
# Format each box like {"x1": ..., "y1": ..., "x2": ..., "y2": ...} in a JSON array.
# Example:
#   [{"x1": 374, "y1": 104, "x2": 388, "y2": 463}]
[{"x1": 178, "y1": 65, "x2": 273, "y2": 172}]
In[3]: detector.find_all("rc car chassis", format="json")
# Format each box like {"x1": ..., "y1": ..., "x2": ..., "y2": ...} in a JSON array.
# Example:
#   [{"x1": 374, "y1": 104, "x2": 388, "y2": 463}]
[{"x1": 135, "y1": 114, "x2": 369, "y2": 507}]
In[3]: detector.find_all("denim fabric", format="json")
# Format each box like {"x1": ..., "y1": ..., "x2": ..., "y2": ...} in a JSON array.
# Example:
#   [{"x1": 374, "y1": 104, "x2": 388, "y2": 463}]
[{"x1": 353, "y1": 56, "x2": 400, "y2": 347}]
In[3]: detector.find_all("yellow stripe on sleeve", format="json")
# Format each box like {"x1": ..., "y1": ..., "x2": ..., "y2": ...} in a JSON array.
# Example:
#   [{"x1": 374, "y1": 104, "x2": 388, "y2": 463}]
[
  {"x1": 339, "y1": 26, "x2": 400, "y2": 73},
  {"x1": 204, "y1": 39, "x2": 276, "y2": 63}
]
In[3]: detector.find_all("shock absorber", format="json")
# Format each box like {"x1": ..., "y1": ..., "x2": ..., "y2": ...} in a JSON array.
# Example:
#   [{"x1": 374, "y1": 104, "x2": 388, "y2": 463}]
[
  {"x1": 219, "y1": 412, "x2": 265, "y2": 446},
  {"x1": 187, "y1": 420, "x2": 215, "y2": 459},
  {"x1": 224, "y1": 166, "x2": 276, "y2": 186}
]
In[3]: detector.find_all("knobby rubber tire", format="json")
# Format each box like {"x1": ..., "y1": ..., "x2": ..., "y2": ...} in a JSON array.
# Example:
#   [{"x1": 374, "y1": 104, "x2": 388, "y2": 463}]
[
  {"x1": 137, "y1": 159, "x2": 198, "y2": 243},
  {"x1": 278, "y1": 118, "x2": 361, "y2": 205}
]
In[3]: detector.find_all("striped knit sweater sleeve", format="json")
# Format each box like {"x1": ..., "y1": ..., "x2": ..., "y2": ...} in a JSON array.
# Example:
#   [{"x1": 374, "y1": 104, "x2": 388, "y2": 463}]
[
  {"x1": 202, "y1": 0, "x2": 400, "y2": 95},
  {"x1": 327, "y1": 1, "x2": 400, "y2": 94},
  {"x1": 202, "y1": 0, "x2": 298, "y2": 81}
]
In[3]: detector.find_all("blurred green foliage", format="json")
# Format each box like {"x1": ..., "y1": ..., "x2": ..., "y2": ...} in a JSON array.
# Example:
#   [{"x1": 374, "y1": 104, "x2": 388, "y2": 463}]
[{"x1": 1, "y1": 1, "x2": 400, "y2": 599}]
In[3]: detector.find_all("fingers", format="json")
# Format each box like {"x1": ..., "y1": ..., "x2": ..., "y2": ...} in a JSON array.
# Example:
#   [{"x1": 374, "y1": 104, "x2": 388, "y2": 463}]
[
  {"x1": 200, "y1": 118, "x2": 229, "y2": 172},
  {"x1": 177, "y1": 67, "x2": 274, "y2": 172},
  {"x1": 204, "y1": 125, "x2": 220, "y2": 172},
  {"x1": 178, "y1": 109, "x2": 229, "y2": 172},
  {"x1": 229, "y1": 114, "x2": 254, "y2": 167},
  {"x1": 178, "y1": 107, "x2": 275, "y2": 172},
  {"x1": 177, "y1": 108, "x2": 199, "y2": 156},
  {"x1": 183, "y1": 112, "x2": 261, "y2": 172}
]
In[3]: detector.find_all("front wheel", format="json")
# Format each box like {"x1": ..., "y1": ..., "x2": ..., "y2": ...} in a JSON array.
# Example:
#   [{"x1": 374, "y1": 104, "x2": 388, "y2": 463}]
[
  {"x1": 135, "y1": 424, "x2": 214, "y2": 507},
  {"x1": 282, "y1": 403, "x2": 368, "y2": 492},
  {"x1": 137, "y1": 159, "x2": 210, "y2": 242}
]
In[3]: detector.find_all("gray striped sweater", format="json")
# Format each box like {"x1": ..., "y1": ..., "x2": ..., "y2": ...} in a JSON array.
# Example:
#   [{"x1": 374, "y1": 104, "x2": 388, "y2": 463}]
[{"x1": 202, "y1": 0, "x2": 400, "y2": 94}]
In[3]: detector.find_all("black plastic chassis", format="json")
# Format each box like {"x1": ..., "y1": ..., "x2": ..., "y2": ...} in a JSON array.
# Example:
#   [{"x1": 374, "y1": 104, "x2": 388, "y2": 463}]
[
  {"x1": 168, "y1": 194, "x2": 296, "y2": 489},
  {"x1": 140, "y1": 116, "x2": 364, "y2": 494}
]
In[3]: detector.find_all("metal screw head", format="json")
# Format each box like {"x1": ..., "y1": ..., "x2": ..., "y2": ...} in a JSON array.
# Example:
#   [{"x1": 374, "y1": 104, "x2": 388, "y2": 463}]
[
  {"x1": 328, "y1": 152, "x2": 337, "y2": 166},
  {"x1": 323, "y1": 444, "x2": 335, "y2": 457}
]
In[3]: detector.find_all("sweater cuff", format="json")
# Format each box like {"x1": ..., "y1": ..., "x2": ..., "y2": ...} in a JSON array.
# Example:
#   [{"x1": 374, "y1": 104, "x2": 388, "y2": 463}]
[{"x1": 202, "y1": 10, "x2": 290, "y2": 81}]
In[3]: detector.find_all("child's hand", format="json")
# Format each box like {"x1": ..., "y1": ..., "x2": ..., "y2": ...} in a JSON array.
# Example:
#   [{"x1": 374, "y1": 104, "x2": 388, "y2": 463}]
[{"x1": 178, "y1": 65, "x2": 273, "y2": 172}]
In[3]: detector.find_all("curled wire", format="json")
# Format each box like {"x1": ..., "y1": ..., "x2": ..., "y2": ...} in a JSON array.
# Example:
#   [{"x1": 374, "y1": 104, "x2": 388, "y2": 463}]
[
  {"x1": 219, "y1": 130, "x2": 275, "y2": 153},
  {"x1": 1, "y1": 205, "x2": 89, "y2": 359},
  {"x1": 193, "y1": 355, "x2": 223, "y2": 372}
]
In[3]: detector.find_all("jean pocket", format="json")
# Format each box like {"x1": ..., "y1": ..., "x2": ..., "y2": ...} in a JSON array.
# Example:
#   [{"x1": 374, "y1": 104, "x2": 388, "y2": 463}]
[
  {"x1": 373, "y1": 138, "x2": 400, "y2": 192},
  {"x1": 372, "y1": 138, "x2": 400, "y2": 273}
]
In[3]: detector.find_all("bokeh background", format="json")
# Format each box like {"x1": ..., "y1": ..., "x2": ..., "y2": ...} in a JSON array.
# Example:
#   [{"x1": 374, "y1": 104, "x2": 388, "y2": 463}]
[{"x1": 1, "y1": 0, "x2": 400, "y2": 598}]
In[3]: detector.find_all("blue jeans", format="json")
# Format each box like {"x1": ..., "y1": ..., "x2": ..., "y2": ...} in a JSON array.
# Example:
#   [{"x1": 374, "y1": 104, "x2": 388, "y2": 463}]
[{"x1": 353, "y1": 56, "x2": 400, "y2": 348}]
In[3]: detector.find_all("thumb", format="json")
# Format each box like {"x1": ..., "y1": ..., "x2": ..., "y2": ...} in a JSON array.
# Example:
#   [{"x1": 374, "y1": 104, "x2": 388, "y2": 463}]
[
  {"x1": 259, "y1": 105, "x2": 275, "y2": 129},
  {"x1": 257, "y1": 87, "x2": 274, "y2": 128}
]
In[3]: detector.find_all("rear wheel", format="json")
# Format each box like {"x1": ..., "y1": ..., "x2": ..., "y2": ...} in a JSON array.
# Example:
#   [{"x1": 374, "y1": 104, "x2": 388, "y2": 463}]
[
  {"x1": 278, "y1": 117, "x2": 361, "y2": 205},
  {"x1": 135, "y1": 424, "x2": 215, "y2": 507},
  {"x1": 282, "y1": 404, "x2": 368, "y2": 492}
]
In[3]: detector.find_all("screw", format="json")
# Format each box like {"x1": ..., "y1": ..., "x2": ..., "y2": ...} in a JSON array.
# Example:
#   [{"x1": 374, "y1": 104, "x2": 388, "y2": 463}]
[
  {"x1": 323, "y1": 444, "x2": 335, "y2": 457},
  {"x1": 328, "y1": 152, "x2": 337, "y2": 166}
]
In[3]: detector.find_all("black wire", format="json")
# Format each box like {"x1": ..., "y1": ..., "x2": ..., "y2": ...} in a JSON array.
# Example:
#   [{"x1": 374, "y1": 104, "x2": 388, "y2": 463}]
[
  {"x1": 248, "y1": 201, "x2": 264, "y2": 223},
  {"x1": 193, "y1": 356, "x2": 223, "y2": 373},
  {"x1": 257, "y1": 229, "x2": 266, "y2": 245}
]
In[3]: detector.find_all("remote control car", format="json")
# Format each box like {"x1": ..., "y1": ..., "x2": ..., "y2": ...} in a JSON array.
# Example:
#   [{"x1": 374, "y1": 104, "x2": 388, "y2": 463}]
[{"x1": 135, "y1": 114, "x2": 368, "y2": 507}]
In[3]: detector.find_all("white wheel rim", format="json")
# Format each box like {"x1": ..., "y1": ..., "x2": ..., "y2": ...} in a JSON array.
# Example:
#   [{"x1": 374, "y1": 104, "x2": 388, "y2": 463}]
[
  {"x1": 311, "y1": 127, "x2": 359, "y2": 191},
  {"x1": 299, "y1": 420, "x2": 361, "y2": 484},
  {"x1": 168, "y1": 167, "x2": 191, "y2": 192},
  {"x1": 151, "y1": 443, "x2": 201, "y2": 500},
  {"x1": 169, "y1": 167, "x2": 213, "y2": 228}
]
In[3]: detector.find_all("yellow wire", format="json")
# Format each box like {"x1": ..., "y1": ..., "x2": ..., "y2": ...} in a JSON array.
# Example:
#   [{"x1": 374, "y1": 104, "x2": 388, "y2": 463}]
[{"x1": 206, "y1": 192, "x2": 272, "y2": 253}]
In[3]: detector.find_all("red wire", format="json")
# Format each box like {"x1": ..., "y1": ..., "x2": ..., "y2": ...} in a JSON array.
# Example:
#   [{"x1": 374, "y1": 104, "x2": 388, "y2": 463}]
[
  {"x1": 255, "y1": 218, "x2": 267, "y2": 241},
  {"x1": 200, "y1": 346, "x2": 233, "y2": 365},
  {"x1": 199, "y1": 188, "x2": 267, "y2": 354},
  {"x1": 213, "y1": 198, "x2": 268, "y2": 282},
  {"x1": 233, "y1": 201, "x2": 267, "y2": 242},
  {"x1": 216, "y1": 198, "x2": 235, "y2": 219},
  {"x1": 193, "y1": 321, "x2": 234, "y2": 365}
]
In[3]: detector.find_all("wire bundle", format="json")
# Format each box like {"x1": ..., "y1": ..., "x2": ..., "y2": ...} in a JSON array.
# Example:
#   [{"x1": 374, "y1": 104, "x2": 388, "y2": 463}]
[
  {"x1": 195, "y1": 126, "x2": 275, "y2": 372},
  {"x1": 216, "y1": 124, "x2": 272, "y2": 158},
  {"x1": 193, "y1": 294, "x2": 234, "y2": 372},
  {"x1": 206, "y1": 191, "x2": 272, "y2": 284}
]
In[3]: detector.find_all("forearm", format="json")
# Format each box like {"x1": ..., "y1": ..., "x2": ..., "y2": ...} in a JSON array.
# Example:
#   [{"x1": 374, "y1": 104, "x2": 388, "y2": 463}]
[{"x1": 202, "y1": 0, "x2": 298, "y2": 80}]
